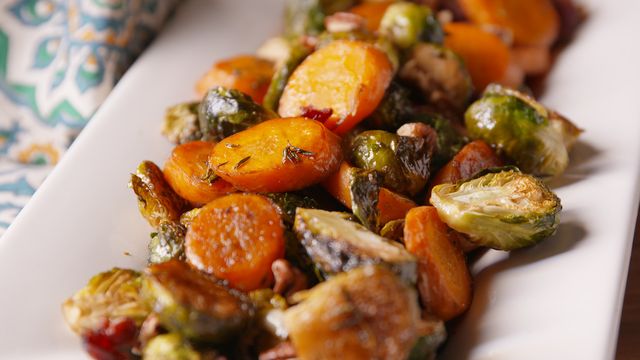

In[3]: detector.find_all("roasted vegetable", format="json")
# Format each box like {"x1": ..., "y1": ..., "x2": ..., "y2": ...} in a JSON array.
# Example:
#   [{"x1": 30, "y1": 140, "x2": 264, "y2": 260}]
[
  {"x1": 350, "y1": 130, "x2": 433, "y2": 196},
  {"x1": 198, "y1": 87, "x2": 277, "y2": 142},
  {"x1": 404, "y1": 206, "x2": 472, "y2": 320},
  {"x1": 408, "y1": 319, "x2": 447, "y2": 360},
  {"x1": 266, "y1": 192, "x2": 319, "y2": 226},
  {"x1": 148, "y1": 221, "x2": 186, "y2": 264},
  {"x1": 411, "y1": 113, "x2": 467, "y2": 167},
  {"x1": 278, "y1": 40, "x2": 393, "y2": 135},
  {"x1": 142, "y1": 260, "x2": 254, "y2": 342},
  {"x1": 465, "y1": 84, "x2": 575, "y2": 177},
  {"x1": 364, "y1": 81, "x2": 414, "y2": 131},
  {"x1": 186, "y1": 194, "x2": 286, "y2": 291},
  {"x1": 130, "y1": 161, "x2": 188, "y2": 228},
  {"x1": 284, "y1": 265, "x2": 422, "y2": 359},
  {"x1": 143, "y1": 333, "x2": 212, "y2": 360},
  {"x1": 349, "y1": 168, "x2": 384, "y2": 231},
  {"x1": 195, "y1": 55, "x2": 274, "y2": 103},
  {"x1": 379, "y1": 1, "x2": 444, "y2": 49},
  {"x1": 349, "y1": 1, "x2": 394, "y2": 32},
  {"x1": 399, "y1": 43, "x2": 473, "y2": 113},
  {"x1": 249, "y1": 289, "x2": 289, "y2": 341},
  {"x1": 263, "y1": 41, "x2": 310, "y2": 112},
  {"x1": 294, "y1": 208, "x2": 417, "y2": 282},
  {"x1": 210, "y1": 117, "x2": 343, "y2": 193},
  {"x1": 430, "y1": 169, "x2": 562, "y2": 250},
  {"x1": 162, "y1": 102, "x2": 203, "y2": 145},
  {"x1": 163, "y1": 141, "x2": 236, "y2": 206},
  {"x1": 380, "y1": 219, "x2": 405, "y2": 243},
  {"x1": 284, "y1": 0, "x2": 326, "y2": 37}
]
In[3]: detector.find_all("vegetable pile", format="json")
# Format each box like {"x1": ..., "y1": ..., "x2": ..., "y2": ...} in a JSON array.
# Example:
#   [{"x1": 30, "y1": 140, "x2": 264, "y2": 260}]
[{"x1": 63, "y1": 0, "x2": 585, "y2": 358}]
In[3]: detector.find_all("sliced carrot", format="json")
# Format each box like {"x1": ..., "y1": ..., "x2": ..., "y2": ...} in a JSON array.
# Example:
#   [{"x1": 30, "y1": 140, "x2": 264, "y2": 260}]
[
  {"x1": 185, "y1": 193, "x2": 285, "y2": 291},
  {"x1": 209, "y1": 117, "x2": 343, "y2": 193},
  {"x1": 459, "y1": 0, "x2": 560, "y2": 47},
  {"x1": 404, "y1": 206, "x2": 472, "y2": 320},
  {"x1": 322, "y1": 162, "x2": 416, "y2": 224},
  {"x1": 278, "y1": 40, "x2": 393, "y2": 135},
  {"x1": 195, "y1": 55, "x2": 274, "y2": 103},
  {"x1": 163, "y1": 141, "x2": 236, "y2": 206},
  {"x1": 444, "y1": 22, "x2": 511, "y2": 91},
  {"x1": 349, "y1": 1, "x2": 394, "y2": 32}
]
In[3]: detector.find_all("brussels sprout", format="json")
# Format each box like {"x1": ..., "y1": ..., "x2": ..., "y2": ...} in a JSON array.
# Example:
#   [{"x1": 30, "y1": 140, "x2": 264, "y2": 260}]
[
  {"x1": 430, "y1": 169, "x2": 562, "y2": 250},
  {"x1": 141, "y1": 260, "x2": 254, "y2": 343},
  {"x1": 350, "y1": 130, "x2": 432, "y2": 196},
  {"x1": 379, "y1": 2, "x2": 444, "y2": 49},
  {"x1": 284, "y1": 0, "x2": 326, "y2": 37},
  {"x1": 142, "y1": 333, "x2": 205, "y2": 360},
  {"x1": 408, "y1": 319, "x2": 447, "y2": 360},
  {"x1": 130, "y1": 161, "x2": 188, "y2": 228},
  {"x1": 63, "y1": 269, "x2": 149, "y2": 335},
  {"x1": 283, "y1": 265, "x2": 423, "y2": 359},
  {"x1": 162, "y1": 102, "x2": 203, "y2": 144},
  {"x1": 294, "y1": 208, "x2": 417, "y2": 283},
  {"x1": 262, "y1": 41, "x2": 310, "y2": 112},
  {"x1": 349, "y1": 168, "x2": 384, "y2": 231},
  {"x1": 411, "y1": 113, "x2": 467, "y2": 167},
  {"x1": 380, "y1": 219, "x2": 405, "y2": 243},
  {"x1": 550, "y1": 111, "x2": 583, "y2": 151},
  {"x1": 266, "y1": 192, "x2": 319, "y2": 226},
  {"x1": 148, "y1": 221, "x2": 186, "y2": 264},
  {"x1": 399, "y1": 43, "x2": 473, "y2": 113},
  {"x1": 198, "y1": 87, "x2": 277, "y2": 141},
  {"x1": 465, "y1": 84, "x2": 576, "y2": 177},
  {"x1": 364, "y1": 81, "x2": 414, "y2": 131}
]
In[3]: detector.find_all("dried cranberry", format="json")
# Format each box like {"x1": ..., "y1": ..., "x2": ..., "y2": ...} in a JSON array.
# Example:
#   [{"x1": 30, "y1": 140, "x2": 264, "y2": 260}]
[
  {"x1": 300, "y1": 106, "x2": 333, "y2": 123},
  {"x1": 82, "y1": 318, "x2": 139, "y2": 360}
]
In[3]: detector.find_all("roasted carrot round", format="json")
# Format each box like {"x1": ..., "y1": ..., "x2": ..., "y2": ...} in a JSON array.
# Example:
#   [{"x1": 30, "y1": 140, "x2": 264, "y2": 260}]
[
  {"x1": 195, "y1": 55, "x2": 274, "y2": 103},
  {"x1": 185, "y1": 193, "x2": 285, "y2": 291},
  {"x1": 404, "y1": 206, "x2": 472, "y2": 321},
  {"x1": 444, "y1": 22, "x2": 511, "y2": 92},
  {"x1": 459, "y1": 0, "x2": 560, "y2": 47},
  {"x1": 209, "y1": 117, "x2": 343, "y2": 193},
  {"x1": 349, "y1": 1, "x2": 394, "y2": 32},
  {"x1": 163, "y1": 141, "x2": 236, "y2": 206},
  {"x1": 278, "y1": 40, "x2": 393, "y2": 135}
]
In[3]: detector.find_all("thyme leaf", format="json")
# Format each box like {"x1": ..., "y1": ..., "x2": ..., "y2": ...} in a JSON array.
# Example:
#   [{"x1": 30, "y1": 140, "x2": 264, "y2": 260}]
[
  {"x1": 234, "y1": 156, "x2": 251, "y2": 170},
  {"x1": 282, "y1": 142, "x2": 315, "y2": 164}
]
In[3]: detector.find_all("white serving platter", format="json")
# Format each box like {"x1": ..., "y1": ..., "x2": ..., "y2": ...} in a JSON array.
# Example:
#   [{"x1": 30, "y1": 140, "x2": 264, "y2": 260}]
[{"x1": 0, "y1": 0, "x2": 639, "y2": 359}]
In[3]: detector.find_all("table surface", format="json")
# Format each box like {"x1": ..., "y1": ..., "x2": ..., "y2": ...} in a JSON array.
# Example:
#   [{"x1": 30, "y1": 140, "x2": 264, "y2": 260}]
[{"x1": 616, "y1": 207, "x2": 640, "y2": 359}]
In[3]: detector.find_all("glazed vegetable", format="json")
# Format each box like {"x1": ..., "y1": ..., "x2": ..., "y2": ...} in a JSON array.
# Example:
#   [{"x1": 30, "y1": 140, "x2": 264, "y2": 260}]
[
  {"x1": 143, "y1": 333, "x2": 214, "y2": 360},
  {"x1": 349, "y1": 168, "x2": 384, "y2": 231},
  {"x1": 349, "y1": 1, "x2": 394, "y2": 32},
  {"x1": 459, "y1": 0, "x2": 560, "y2": 47},
  {"x1": 162, "y1": 102, "x2": 202, "y2": 145},
  {"x1": 195, "y1": 55, "x2": 274, "y2": 103},
  {"x1": 408, "y1": 319, "x2": 447, "y2": 360},
  {"x1": 350, "y1": 130, "x2": 433, "y2": 196},
  {"x1": 399, "y1": 43, "x2": 473, "y2": 113},
  {"x1": 278, "y1": 40, "x2": 393, "y2": 135},
  {"x1": 404, "y1": 206, "x2": 472, "y2": 320},
  {"x1": 209, "y1": 117, "x2": 343, "y2": 193},
  {"x1": 185, "y1": 194, "x2": 285, "y2": 291},
  {"x1": 142, "y1": 260, "x2": 254, "y2": 342},
  {"x1": 198, "y1": 87, "x2": 277, "y2": 142},
  {"x1": 294, "y1": 208, "x2": 417, "y2": 283},
  {"x1": 130, "y1": 161, "x2": 188, "y2": 228},
  {"x1": 364, "y1": 81, "x2": 414, "y2": 131},
  {"x1": 465, "y1": 84, "x2": 574, "y2": 177},
  {"x1": 284, "y1": 265, "x2": 422, "y2": 360},
  {"x1": 148, "y1": 221, "x2": 186, "y2": 264},
  {"x1": 266, "y1": 192, "x2": 319, "y2": 226},
  {"x1": 262, "y1": 41, "x2": 310, "y2": 112},
  {"x1": 412, "y1": 113, "x2": 468, "y2": 167},
  {"x1": 443, "y1": 22, "x2": 513, "y2": 91},
  {"x1": 379, "y1": 1, "x2": 444, "y2": 49},
  {"x1": 322, "y1": 161, "x2": 417, "y2": 225},
  {"x1": 430, "y1": 169, "x2": 562, "y2": 250},
  {"x1": 284, "y1": 0, "x2": 326, "y2": 37},
  {"x1": 163, "y1": 141, "x2": 236, "y2": 206},
  {"x1": 379, "y1": 219, "x2": 405, "y2": 243}
]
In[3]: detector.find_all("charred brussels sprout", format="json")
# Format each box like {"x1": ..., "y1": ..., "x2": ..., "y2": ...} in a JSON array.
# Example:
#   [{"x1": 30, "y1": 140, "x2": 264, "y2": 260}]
[
  {"x1": 350, "y1": 168, "x2": 384, "y2": 231},
  {"x1": 465, "y1": 84, "x2": 577, "y2": 177},
  {"x1": 294, "y1": 208, "x2": 417, "y2": 283},
  {"x1": 263, "y1": 41, "x2": 310, "y2": 112},
  {"x1": 162, "y1": 102, "x2": 202, "y2": 144},
  {"x1": 198, "y1": 87, "x2": 277, "y2": 141},
  {"x1": 141, "y1": 260, "x2": 254, "y2": 343},
  {"x1": 365, "y1": 81, "x2": 414, "y2": 131},
  {"x1": 130, "y1": 161, "x2": 188, "y2": 228},
  {"x1": 142, "y1": 333, "x2": 203, "y2": 360},
  {"x1": 379, "y1": 2, "x2": 444, "y2": 49},
  {"x1": 350, "y1": 130, "x2": 432, "y2": 196},
  {"x1": 266, "y1": 192, "x2": 319, "y2": 226},
  {"x1": 412, "y1": 113, "x2": 467, "y2": 167},
  {"x1": 430, "y1": 169, "x2": 562, "y2": 250},
  {"x1": 148, "y1": 221, "x2": 187, "y2": 264},
  {"x1": 63, "y1": 269, "x2": 149, "y2": 335},
  {"x1": 283, "y1": 265, "x2": 423, "y2": 359}
]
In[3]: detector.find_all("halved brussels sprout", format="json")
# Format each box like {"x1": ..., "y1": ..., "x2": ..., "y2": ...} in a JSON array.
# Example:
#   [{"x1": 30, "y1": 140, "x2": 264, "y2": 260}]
[
  {"x1": 465, "y1": 84, "x2": 579, "y2": 177},
  {"x1": 364, "y1": 81, "x2": 414, "y2": 131},
  {"x1": 130, "y1": 161, "x2": 188, "y2": 228},
  {"x1": 162, "y1": 102, "x2": 202, "y2": 145},
  {"x1": 142, "y1": 333, "x2": 206, "y2": 360},
  {"x1": 266, "y1": 192, "x2": 319, "y2": 226},
  {"x1": 350, "y1": 130, "x2": 432, "y2": 196},
  {"x1": 349, "y1": 168, "x2": 384, "y2": 231},
  {"x1": 141, "y1": 260, "x2": 254, "y2": 343},
  {"x1": 430, "y1": 169, "x2": 561, "y2": 250},
  {"x1": 380, "y1": 219, "x2": 405, "y2": 243},
  {"x1": 262, "y1": 41, "x2": 310, "y2": 112},
  {"x1": 148, "y1": 221, "x2": 186, "y2": 264},
  {"x1": 198, "y1": 86, "x2": 277, "y2": 141},
  {"x1": 294, "y1": 208, "x2": 417, "y2": 283},
  {"x1": 379, "y1": 2, "x2": 444, "y2": 49},
  {"x1": 283, "y1": 265, "x2": 422, "y2": 359},
  {"x1": 63, "y1": 269, "x2": 149, "y2": 335}
]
